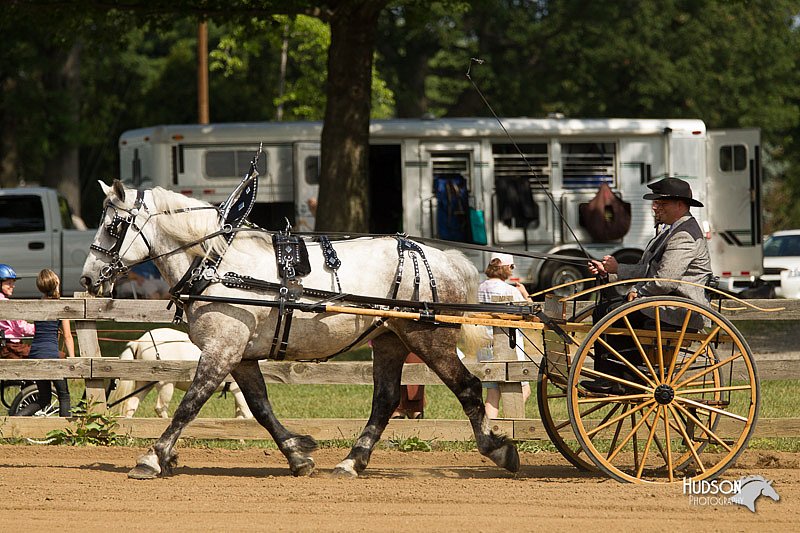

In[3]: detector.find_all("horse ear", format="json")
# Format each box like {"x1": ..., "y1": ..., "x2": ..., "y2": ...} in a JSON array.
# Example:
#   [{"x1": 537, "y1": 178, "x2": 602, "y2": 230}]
[
  {"x1": 112, "y1": 179, "x2": 126, "y2": 201},
  {"x1": 99, "y1": 180, "x2": 112, "y2": 196}
]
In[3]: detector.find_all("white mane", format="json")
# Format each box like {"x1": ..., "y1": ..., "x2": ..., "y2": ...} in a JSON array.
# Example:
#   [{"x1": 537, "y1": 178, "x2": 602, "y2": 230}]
[{"x1": 148, "y1": 187, "x2": 270, "y2": 258}]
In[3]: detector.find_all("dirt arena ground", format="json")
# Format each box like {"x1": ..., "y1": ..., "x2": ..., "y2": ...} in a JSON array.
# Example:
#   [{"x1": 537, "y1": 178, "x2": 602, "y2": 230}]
[{"x1": 0, "y1": 445, "x2": 796, "y2": 532}]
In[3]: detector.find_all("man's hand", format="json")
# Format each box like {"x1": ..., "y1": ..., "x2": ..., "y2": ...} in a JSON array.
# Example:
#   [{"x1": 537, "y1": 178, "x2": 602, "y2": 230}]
[
  {"x1": 588, "y1": 255, "x2": 620, "y2": 277},
  {"x1": 588, "y1": 259, "x2": 607, "y2": 276}
]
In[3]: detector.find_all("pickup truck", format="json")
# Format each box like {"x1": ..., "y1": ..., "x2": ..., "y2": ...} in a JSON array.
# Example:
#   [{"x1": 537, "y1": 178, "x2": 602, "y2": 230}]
[{"x1": 0, "y1": 187, "x2": 95, "y2": 298}]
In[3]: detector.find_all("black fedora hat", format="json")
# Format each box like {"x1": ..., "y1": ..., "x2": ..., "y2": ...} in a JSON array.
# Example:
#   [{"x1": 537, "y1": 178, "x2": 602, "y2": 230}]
[{"x1": 642, "y1": 177, "x2": 703, "y2": 207}]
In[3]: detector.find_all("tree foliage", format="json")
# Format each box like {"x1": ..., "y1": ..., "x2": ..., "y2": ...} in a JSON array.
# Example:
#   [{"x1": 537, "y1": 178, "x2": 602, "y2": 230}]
[{"x1": 2, "y1": 0, "x2": 800, "y2": 231}]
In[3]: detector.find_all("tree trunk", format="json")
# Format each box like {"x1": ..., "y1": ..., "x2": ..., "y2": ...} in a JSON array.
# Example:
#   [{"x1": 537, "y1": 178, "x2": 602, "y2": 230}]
[
  {"x1": 315, "y1": 1, "x2": 387, "y2": 232},
  {"x1": 42, "y1": 42, "x2": 82, "y2": 215},
  {"x1": 0, "y1": 78, "x2": 20, "y2": 188}
]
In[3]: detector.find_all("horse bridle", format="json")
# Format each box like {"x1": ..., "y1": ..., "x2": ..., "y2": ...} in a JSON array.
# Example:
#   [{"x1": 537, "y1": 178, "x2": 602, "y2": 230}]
[
  {"x1": 90, "y1": 189, "x2": 231, "y2": 290},
  {"x1": 90, "y1": 189, "x2": 154, "y2": 288}
]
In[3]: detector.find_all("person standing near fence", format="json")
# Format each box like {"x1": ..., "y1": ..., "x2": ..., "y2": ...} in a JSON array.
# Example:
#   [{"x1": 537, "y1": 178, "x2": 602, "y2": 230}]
[
  {"x1": 0, "y1": 263, "x2": 35, "y2": 359},
  {"x1": 14, "y1": 269, "x2": 75, "y2": 417},
  {"x1": 477, "y1": 253, "x2": 532, "y2": 418}
]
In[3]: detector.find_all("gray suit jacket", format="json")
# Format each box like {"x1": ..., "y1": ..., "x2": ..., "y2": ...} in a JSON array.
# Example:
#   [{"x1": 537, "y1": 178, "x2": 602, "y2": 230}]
[{"x1": 613, "y1": 214, "x2": 712, "y2": 328}]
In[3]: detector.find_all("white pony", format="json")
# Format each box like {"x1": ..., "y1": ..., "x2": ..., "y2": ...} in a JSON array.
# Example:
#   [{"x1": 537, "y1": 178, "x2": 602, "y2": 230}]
[
  {"x1": 109, "y1": 328, "x2": 253, "y2": 419},
  {"x1": 81, "y1": 181, "x2": 518, "y2": 480}
]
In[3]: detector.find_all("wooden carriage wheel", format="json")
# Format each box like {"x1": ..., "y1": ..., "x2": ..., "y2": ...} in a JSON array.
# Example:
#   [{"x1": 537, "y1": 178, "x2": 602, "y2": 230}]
[
  {"x1": 566, "y1": 296, "x2": 759, "y2": 484},
  {"x1": 536, "y1": 304, "x2": 597, "y2": 471}
]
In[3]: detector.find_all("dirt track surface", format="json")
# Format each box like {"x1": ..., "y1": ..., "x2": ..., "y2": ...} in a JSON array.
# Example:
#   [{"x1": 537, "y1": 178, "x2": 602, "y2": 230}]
[{"x1": 0, "y1": 445, "x2": 796, "y2": 532}]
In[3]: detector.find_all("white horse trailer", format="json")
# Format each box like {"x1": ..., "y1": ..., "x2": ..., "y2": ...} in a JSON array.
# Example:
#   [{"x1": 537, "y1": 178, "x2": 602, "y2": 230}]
[{"x1": 118, "y1": 117, "x2": 762, "y2": 292}]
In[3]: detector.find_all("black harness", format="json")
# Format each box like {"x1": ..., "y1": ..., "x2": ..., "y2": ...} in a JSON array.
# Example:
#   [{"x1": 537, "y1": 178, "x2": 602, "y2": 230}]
[{"x1": 268, "y1": 229, "x2": 312, "y2": 359}]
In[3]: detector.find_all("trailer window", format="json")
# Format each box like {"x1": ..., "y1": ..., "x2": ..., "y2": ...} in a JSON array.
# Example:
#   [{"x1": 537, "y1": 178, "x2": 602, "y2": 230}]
[
  {"x1": 304, "y1": 155, "x2": 320, "y2": 185},
  {"x1": 492, "y1": 143, "x2": 549, "y2": 187},
  {"x1": 719, "y1": 145, "x2": 746, "y2": 172},
  {"x1": 561, "y1": 142, "x2": 616, "y2": 189},
  {"x1": 205, "y1": 150, "x2": 267, "y2": 179},
  {"x1": 0, "y1": 195, "x2": 45, "y2": 233}
]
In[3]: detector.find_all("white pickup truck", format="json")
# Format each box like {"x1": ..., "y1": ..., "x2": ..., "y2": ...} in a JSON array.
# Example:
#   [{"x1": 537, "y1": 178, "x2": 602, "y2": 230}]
[{"x1": 0, "y1": 187, "x2": 95, "y2": 298}]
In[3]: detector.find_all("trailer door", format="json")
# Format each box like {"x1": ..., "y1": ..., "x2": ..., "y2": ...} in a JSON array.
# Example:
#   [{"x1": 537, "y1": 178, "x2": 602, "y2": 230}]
[
  {"x1": 418, "y1": 142, "x2": 483, "y2": 242},
  {"x1": 293, "y1": 142, "x2": 321, "y2": 232},
  {"x1": 706, "y1": 129, "x2": 762, "y2": 288}
]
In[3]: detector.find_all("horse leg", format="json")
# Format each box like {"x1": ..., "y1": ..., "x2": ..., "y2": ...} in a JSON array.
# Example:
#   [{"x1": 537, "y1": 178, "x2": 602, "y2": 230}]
[
  {"x1": 332, "y1": 333, "x2": 406, "y2": 477},
  {"x1": 230, "y1": 360, "x2": 318, "y2": 476},
  {"x1": 128, "y1": 350, "x2": 239, "y2": 480},
  {"x1": 120, "y1": 381, "x2": 144, "y2": 418},
  {"x1": 229, "y1": 383, "x2": 253, "y2": 419},
  {"x1": 402, "y1": 325, "x2": 519, "y2": 473},
  {"x1": 154, "y1": 382, "x2": 174, "y2": 418}
]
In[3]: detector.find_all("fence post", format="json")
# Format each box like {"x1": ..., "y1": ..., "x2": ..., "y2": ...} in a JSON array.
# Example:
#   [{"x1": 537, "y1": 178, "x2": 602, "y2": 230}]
[
  {"x1": 494, "y1": 328, "x2": 526, "y2": 418},
  {"x1": 75, "y1": 320, "x2": 106, "y2": 411}
]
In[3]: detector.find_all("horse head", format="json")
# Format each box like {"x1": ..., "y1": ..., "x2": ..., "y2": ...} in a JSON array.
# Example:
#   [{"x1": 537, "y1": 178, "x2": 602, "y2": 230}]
[{"x1": 81, "y1": 180, "x2": 154, "y2": 296}]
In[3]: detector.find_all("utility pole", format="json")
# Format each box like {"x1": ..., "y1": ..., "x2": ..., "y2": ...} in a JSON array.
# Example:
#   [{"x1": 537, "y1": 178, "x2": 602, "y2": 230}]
[{"x1": 197, "y1": 20, "x2": 209, "y2": 124}]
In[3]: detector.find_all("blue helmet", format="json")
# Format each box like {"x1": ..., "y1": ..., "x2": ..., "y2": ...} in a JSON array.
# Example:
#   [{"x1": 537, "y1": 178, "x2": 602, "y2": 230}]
[{"x1": 0, "y1": 264, "x2": 18, "y2": 281}]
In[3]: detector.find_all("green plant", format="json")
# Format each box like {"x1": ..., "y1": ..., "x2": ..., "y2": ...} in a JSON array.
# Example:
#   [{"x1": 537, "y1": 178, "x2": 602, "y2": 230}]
[
  {"x1": 45, "y1": 399, "x2": 120, "y2": 446},
  {"x1": 389, "y1": 435, "x2": 433, "y2": 452}
]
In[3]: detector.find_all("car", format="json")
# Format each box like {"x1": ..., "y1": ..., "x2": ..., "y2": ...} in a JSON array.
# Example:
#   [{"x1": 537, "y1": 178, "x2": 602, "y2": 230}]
[{"x1": 762, "y1": 230, "x2": 800, "y2": 297}]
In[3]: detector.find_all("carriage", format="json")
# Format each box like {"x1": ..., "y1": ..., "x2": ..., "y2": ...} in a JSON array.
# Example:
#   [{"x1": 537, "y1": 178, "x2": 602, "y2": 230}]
[{"x1": 77, "y1": 152, "x2": 763, "y2": 485}]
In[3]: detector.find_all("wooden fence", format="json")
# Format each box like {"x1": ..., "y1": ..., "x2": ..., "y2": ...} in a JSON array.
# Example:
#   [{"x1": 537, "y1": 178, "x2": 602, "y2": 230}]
[{"x1": 1, "y1": 297, "x2": 799, "y2": 441}]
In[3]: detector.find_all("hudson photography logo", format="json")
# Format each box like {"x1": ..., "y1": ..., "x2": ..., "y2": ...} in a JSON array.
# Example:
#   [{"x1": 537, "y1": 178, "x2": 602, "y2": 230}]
[{"x1": 683, "y1": 475, "x2": 781, "y2": 512}]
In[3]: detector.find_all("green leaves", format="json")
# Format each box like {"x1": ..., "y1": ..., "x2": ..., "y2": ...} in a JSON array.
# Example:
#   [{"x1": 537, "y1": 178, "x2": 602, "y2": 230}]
[{"x1": 45, "y1": 399, "x2": 121, "y2": 446}]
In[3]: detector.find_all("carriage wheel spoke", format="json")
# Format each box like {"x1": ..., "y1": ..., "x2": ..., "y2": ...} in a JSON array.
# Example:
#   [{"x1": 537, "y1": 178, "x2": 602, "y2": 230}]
[
  {"x1": 606, "y1": 404, "x2": 629, "y2": 460},
  {"x1": 668, "y1": 404, "x2": 706, "y2": 474},
  {"x1": 642, "y1": 415, "x2": 670, "y2": 467},
  {"x1": 596, "y1": 336, "x2": 655, "y2": 388},
  {"x1": 654, "y1": 307, "x2": 666, "y2": 383},
  {"x1": 578, "y1": 367, "x2": 652, "y2": 394},
  {"x1": 674, "y1": 396, "x2": 748, "y2": 423},
  {"x1": 668, "y1": 326, "x2": 722, "y2": 385},
  {"x1": 577, "y1": 392, "x2": 652, "y2": 404},
  {"x1": 622, "y1": 315, "x2": 659, "y2": 381},
  {"x1": 587, "y1": 399, "x2": 655, "y2": 438},
  {"x1": 556, "y1": 400, "x2": 617, "y2": 432},
  {"x1": 672, "y1": 402, "x2": 733, "y2": 452},
  {"x1": 674, "y1": 352, "x2": 744, "y2": 390},
  {"x1": 635, "y1": 406, "x2": 661, "y2": 478},
  {"x1": 661, "y1": 405, "x2": 674, "y2": 482},
  {"x1": 607, "y1": 403, "x2": 658, "y2": 462},
  {"x1": 675, "y1": 384, "x2": 751, "y2": 396},
  {"x1": 667, "y1": 311, "x2": 693, "y2": 380}
]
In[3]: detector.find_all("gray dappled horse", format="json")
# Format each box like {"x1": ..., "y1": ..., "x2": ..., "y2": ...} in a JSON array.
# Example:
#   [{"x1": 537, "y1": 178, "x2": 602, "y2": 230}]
[{"x1": 81, "y1": 180, "x2": 519, "y2": 478}]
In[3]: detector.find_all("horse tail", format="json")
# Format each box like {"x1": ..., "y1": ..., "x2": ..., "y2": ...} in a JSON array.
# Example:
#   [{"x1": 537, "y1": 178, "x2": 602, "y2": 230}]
[
  {"x1": 106, "y1": 342, "x2": 137, "y2": 417},
  {"x1": 458, "y1": 323, "x2": 491, "y2": 363},
  {"x1": 444, "y1": 249, "x2": 487, "y2": 361}
]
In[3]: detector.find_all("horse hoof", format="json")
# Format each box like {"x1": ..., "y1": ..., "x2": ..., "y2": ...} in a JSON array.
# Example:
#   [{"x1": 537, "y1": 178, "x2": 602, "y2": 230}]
[
  {"x1": 331, "y1": 459, "x2": 358, "y2": 478},
  {"x1": 331, "y1": 466, "x2": 358, "y2": 478},
  {"x1": 290, "y1": 458, "x2": 316, "y2": 477},
  {"x1": 488, "y1": 443, "x2": 520, "y2": 473},
  {"x1": 128, "y1": 463, "x2": 160, "y2": 480}
]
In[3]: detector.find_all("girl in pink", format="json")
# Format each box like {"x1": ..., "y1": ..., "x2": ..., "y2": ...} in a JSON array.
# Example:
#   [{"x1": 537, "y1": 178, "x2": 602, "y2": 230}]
[{"x1": 0, "y1": 264, "x2": 35, "y2": 358}]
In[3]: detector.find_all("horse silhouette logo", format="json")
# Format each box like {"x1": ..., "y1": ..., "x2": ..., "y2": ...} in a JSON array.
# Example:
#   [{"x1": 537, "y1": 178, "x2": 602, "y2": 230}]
[{"x1": 730, "y1": 475, "x2": 780, "y2": 512}]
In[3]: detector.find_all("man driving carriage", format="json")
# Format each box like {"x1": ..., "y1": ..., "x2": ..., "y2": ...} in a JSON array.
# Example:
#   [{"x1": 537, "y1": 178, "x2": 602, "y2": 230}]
[{"x1": 583, "y1": 177, "x2": 713, "y2": 394}]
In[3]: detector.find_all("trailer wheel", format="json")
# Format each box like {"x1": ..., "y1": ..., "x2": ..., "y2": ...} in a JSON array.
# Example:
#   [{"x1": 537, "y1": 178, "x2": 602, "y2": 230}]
[
  {"x1": 539, "y1": 260, "x2": 588, "y2": 298},
  {"x1": 8, "y1": 384, "x2": 60, "y2": 417},
  {"x1": 566, "y1": 296, "x2": 759, "y2": 483}
]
